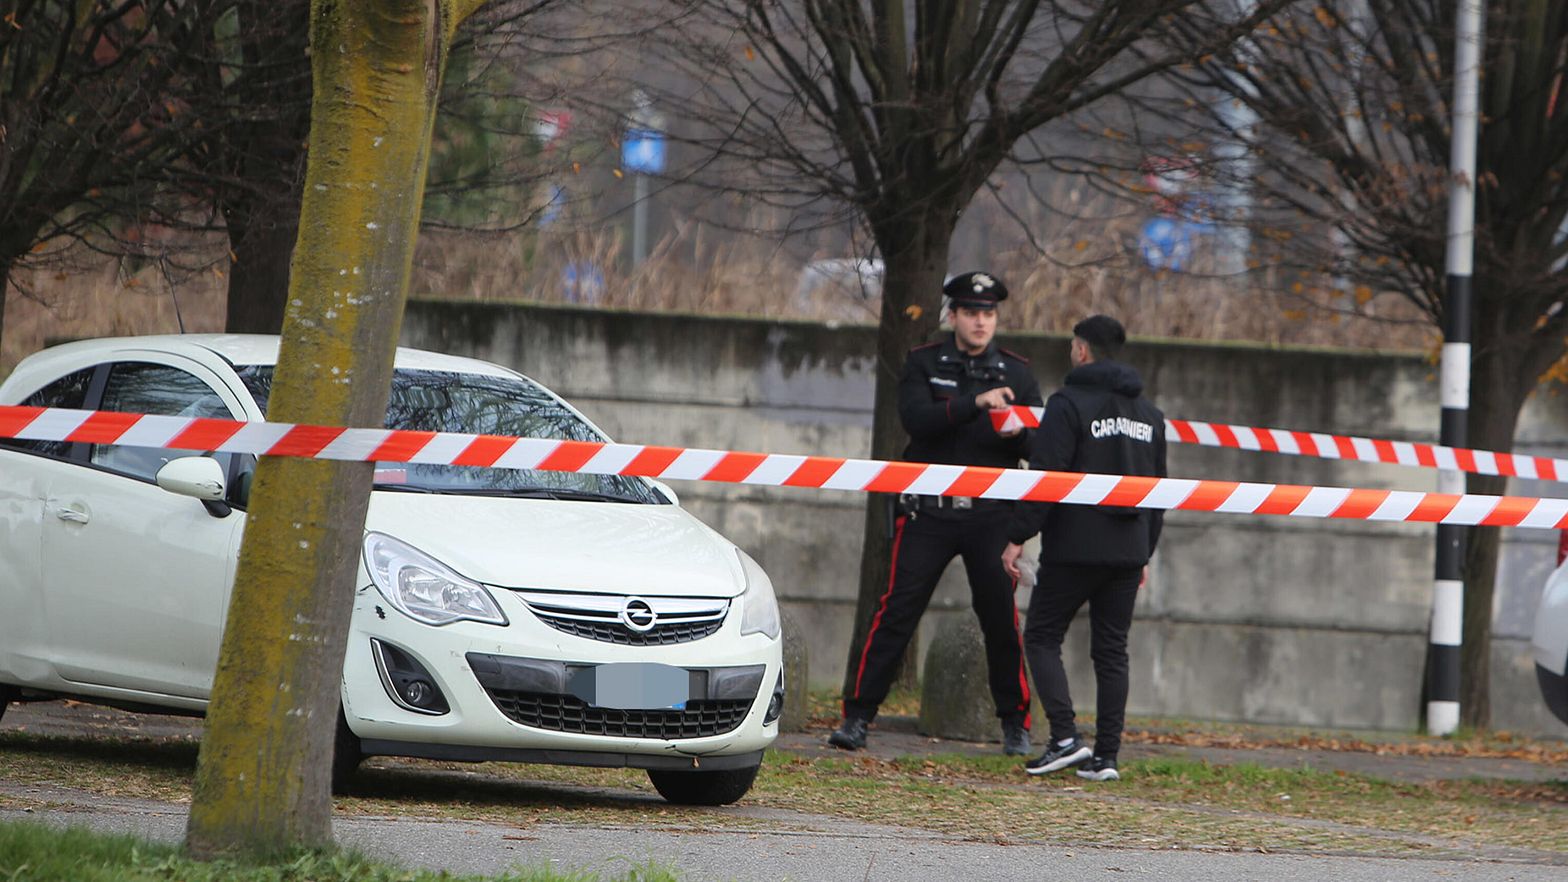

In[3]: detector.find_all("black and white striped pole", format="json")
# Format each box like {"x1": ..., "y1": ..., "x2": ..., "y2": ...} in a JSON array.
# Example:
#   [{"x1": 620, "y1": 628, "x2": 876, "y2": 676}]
[{"x1": 1429, "y1": 0, "x2": 1484, "y2": 736}]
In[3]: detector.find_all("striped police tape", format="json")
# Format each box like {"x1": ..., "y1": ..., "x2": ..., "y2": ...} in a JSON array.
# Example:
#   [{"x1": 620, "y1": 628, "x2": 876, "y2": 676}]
[
  {"x1": 2, "y1": 403, "x2": 1565, "y2": 530},
  {"x1": 992, "y1": 406, "x2": 1567, "y2": 482}
]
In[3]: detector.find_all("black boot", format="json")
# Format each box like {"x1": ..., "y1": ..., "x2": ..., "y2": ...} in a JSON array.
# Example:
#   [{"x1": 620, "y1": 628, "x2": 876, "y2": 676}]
[
  {"x1": 828, "y1": 716, "x2": 870, "y2": 750},
  {"x1": 1001, "y1": 717, "x2": 1032, "y2": 756}
]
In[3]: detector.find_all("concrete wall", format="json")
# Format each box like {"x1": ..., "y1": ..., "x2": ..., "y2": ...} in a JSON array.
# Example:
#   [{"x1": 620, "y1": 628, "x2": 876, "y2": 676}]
[{"x1": 402, "y1": 300, "x2": 1568, "y2": 737}]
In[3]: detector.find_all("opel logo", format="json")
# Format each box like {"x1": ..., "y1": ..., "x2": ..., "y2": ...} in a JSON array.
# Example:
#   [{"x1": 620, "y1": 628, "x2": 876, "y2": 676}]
[{"x1": 619, "y1": 597, "x2": 658, "y2": 632}]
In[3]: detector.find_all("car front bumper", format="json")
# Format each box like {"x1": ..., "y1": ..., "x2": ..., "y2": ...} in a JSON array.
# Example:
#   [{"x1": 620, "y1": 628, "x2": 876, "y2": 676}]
[{"x1": 340, "y1": 584, "x2": 782, "y2": 768}]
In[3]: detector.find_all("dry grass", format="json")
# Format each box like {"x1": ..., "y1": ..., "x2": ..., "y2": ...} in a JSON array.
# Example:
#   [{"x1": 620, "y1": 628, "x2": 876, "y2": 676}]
[
  {"x1": 1, "y1": 199, "x2": 1436, "y2": 379},
  {"x1": 4, "y1": 729, "x2": 1564, "y2": 860}
]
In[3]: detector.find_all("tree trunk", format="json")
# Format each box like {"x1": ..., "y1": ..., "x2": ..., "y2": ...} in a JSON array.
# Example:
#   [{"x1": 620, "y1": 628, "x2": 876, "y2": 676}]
[
  {"x1": 1456, "y1": 314, "x2": 1536, "y2": 731},
  {"x1": 219, "y1": 0, "x2": 312, "y2": 336},
  {"x1": 223, "y1": 202, "x2": 301, "y2": 334},
  {"x1": 0, "y1": 260, "x2": 12, "y2": 362},
  {"x1": 185, "y1": 0, "x2": 484, "y2": 859},
  {"x1": 840, "y1": 216, "x2": 952, "y2": 700}
]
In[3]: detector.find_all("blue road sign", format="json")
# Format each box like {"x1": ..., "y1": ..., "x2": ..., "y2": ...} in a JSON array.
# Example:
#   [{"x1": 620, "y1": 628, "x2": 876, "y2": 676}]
[
  {"x1": 623, "y1": 128, "x2": 666, "y2": 174},
  {"x1": 1139, "y1": 216, "x2": 1195, "y2": 271}
]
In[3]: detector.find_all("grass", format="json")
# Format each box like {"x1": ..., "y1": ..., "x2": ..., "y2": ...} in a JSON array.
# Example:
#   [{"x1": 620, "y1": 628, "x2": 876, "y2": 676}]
[
  {"x1": 4, "y1": 725, "x2": 1565, "y2": 861},
  {"x1": 0, "y1": 820, "x2": 679, "y2": 882},
  {"x1": 2, "y1": 189, "x2": 1438, "y2": 379}
]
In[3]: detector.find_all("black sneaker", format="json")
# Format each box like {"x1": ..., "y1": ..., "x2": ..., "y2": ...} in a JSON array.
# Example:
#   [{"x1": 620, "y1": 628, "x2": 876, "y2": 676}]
[
  {"x1": 1076, "y1": 756, "x2": 1120, "y2": 781},
  {"x1": 1001, "y1": 719, "x2": 1032, "y2": 756},
  {"x1": 827, "y1": 716, "x2": 869, "y2": 750},
  {"x1": 1024, "y1": 737, "x2": 1092, "y2": 775}
]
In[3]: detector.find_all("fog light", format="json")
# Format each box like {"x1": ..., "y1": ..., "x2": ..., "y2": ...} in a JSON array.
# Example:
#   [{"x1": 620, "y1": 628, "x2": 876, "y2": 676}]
[
  {"x1": 404, "y1": 680, "x2": 433, "y2": 706},
  {"x1": 764, "y1": 672, "x2": 784, "y2": 725},
  {"x1": 371, "y1": 639, "x2": 450, "y2": 715}
]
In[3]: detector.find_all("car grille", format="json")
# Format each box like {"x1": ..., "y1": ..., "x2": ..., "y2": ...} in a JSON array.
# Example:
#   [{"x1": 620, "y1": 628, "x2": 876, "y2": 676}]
[
  {"x1": 511, "y1": 591, "x2": 729, "y2": 646},
  {"x1": 483, "y1": 689, "x2": 754, "y2": 739},
  {"x1": 536, "y1": 616, "x2": 725, "y2": 645}
]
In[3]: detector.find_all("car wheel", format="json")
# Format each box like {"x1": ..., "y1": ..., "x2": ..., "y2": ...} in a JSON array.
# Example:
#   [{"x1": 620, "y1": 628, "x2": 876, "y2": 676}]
[
  {"x1": 331, "y1": 710, "x2": 363, "y2": 794},
  {"x1": 646, "y1": 764, "x2": 760, "y2": 806},
  {"x1": 0, "y1": 685, "x2": 16, "y2": 724}
]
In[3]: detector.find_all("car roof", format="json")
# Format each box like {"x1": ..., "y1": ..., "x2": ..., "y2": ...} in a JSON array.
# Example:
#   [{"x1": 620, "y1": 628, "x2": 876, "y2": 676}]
[{"x1": 18, "y1": 334, "x2": 523, "y2": 379}]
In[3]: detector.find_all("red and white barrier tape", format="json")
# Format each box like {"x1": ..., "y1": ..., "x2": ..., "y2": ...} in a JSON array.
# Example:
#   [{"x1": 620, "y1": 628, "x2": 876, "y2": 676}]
[
  {"x1": 991, "y1": 406, "x2": 1567, "y2": 482},
  {"x1": 2, "y1": 404, "x2": 1565, "y2": 530}
]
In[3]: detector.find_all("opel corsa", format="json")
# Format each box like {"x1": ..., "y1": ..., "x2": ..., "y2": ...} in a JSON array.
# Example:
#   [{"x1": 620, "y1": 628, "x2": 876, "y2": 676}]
[{"x1": 0, "y1": 335, "x2": 784, "y2": 805}]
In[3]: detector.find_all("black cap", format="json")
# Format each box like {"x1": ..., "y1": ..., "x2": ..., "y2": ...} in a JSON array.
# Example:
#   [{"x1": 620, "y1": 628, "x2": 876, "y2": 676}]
[
  {"x1": 942, "y1": 271, "x2": 1008, "y2": 309},
  {"x1": 1072, "y1": 314, "x2": 1126, "y2": 359}
]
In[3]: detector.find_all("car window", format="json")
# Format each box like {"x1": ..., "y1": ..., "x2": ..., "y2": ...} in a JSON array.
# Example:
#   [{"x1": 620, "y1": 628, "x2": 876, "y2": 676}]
[
  {"x1": 235, "y1": 365, "x2": 664, "y2": 504},
  {"x1": 0, "y1": 367, "x2": 95, "y2": 458},
  {"x1": 91, "y1": 362, "x2": 237, "y2": 482}
]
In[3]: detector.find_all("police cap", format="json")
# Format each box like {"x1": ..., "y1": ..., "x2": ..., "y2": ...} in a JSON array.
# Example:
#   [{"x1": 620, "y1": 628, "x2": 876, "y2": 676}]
[{"x1": 943, "y1": 271, "x2": 1008, "y2": 310}]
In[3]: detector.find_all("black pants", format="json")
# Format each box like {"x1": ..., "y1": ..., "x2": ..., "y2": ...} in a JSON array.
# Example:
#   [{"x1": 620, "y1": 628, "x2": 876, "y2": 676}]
[
  {"x1": 1024, "y1": 563, "x2": 1141, "y2": 760},
  {"x1": 844, "y1": 506, "x2": 1030, "y2": 724}
]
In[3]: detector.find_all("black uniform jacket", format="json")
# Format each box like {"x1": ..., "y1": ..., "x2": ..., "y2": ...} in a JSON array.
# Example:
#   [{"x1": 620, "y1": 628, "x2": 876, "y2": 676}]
[
  {"x1": 898, "y1": 333, "x2": 1043, "y2": 468},
  {"x1": 1005, "y1": 360, "x2": 1168, "y2": 567}
]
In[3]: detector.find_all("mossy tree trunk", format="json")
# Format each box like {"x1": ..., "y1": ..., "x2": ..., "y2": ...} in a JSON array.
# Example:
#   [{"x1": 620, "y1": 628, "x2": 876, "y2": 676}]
[{"x1": 185, "y1": 0, "x2": 487, "y2": 860}]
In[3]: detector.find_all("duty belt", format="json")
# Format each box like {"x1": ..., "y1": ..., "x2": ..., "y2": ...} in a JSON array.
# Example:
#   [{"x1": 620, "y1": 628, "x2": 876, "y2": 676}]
[{"x1": 902, "y1": 493, "x2": 973, "y2": 511}]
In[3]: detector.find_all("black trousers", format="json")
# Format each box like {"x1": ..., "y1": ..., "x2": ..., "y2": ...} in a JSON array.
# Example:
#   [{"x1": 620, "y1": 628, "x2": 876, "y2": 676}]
[
  {"x1": 844, "y1": 506, "x2": 1031, "y2": 724},
  {"x1": 1024, "y1": 563, "x2": 1141, "y2": 760}
]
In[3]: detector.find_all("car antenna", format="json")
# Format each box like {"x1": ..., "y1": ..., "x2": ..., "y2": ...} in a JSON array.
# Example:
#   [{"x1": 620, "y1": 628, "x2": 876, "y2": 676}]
[
  {"x1": 171, "y1": 286, "x2": 186, "y2": 334},
  {"x1": 154, "y1": 254, "x2": 187, "y2": 333}
]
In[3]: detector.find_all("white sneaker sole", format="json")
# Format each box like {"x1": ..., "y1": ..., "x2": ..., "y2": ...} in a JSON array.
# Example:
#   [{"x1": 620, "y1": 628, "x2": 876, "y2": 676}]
[
  {"x1": 1076, "y1": 767, "x2": 1120, "y2": 781},
  {"x1": 1025, "y1": 745, "x2": 1092, "y2": 775}
]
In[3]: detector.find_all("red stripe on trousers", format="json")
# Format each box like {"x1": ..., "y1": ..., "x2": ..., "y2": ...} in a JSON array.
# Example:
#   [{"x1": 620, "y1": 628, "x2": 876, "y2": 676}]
[
  {"x1": 849, "y1": 515, "x2": 907, "y2": 711},
  {"x1": 1011, "y1": 593, "x2": 1030, "y2": 727}
]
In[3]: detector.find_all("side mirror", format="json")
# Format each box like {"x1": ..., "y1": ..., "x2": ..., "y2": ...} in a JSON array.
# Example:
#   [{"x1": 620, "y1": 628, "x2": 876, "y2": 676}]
[
  {"x1": 650, "y1": 480, "x2": 679, "y2": 506},
  {"x1": 156, "y1": 456, "x2": 227, "y2": 502}
]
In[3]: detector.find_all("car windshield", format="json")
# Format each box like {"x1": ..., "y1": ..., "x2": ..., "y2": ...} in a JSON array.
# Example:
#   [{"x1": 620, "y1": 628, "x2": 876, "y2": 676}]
[{"x1": 234, "y1": 365, "x2": 663, "y2": 504}]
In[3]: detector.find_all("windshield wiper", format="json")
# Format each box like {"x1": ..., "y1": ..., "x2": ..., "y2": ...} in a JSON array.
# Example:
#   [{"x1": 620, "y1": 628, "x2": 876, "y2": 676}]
[
  {"x1": 451, "y1": 486, "x2": 642, "y2": 503},
  {"x1": 371, "y1": 484, "x2": 644, "y2": 503}
]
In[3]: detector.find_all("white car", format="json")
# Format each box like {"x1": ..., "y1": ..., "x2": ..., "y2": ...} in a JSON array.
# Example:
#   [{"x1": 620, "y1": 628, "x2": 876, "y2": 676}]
[
  {"x1": 1534, "y1": 538, "x2": 1568, "y2": 728},
  {"x1": 0, "y1": 335, "x2": 783, "y2": 805}
]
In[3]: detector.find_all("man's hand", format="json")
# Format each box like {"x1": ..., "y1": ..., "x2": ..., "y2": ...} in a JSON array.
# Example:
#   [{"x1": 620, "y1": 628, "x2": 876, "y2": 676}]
[
  {"x1": 1002, "y1": 542, "x2": 1024, "y2": 581},
  {"x1": 975, "y1": 386, "x2": 1015, "y2": 411}
]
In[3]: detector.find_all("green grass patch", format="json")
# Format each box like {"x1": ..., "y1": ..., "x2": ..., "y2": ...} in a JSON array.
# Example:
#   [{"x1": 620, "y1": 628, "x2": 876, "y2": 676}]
[
  {"x1": 0, "y1": 820, "x2": 677, "y2": 882},
  {"x1": 5, "y1": 726, "x2": 1566, "y2": 859}
]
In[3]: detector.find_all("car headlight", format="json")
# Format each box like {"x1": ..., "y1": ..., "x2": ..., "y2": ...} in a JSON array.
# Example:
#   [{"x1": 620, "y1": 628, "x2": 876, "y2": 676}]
[
  {"x1": 363, "y1": 532, "x2": 507, "y2": 626},
  {"x1": 736, "y1": 549, "x2": 781, "y2": 640}
]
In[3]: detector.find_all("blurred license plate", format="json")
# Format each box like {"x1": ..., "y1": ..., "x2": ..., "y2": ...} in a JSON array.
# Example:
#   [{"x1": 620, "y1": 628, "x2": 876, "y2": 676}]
[{"x1": 568, "y1": 663, "x2": 689, "y2": 710}]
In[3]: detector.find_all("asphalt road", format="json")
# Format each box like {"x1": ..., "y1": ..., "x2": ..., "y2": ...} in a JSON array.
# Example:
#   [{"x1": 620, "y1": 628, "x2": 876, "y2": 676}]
[{"x1": 2, "y1": 701, "x2": 1564, "y2": 881}]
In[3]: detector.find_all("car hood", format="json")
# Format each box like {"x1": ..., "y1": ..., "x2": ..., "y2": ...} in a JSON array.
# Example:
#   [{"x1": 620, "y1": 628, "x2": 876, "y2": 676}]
[{"x1": 364, "y1": 493, "x2": 745, "y2": 598}]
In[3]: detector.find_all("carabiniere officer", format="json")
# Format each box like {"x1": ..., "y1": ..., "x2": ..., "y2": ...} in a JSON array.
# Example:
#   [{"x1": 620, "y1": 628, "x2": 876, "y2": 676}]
[{"x1": 830, "y1": 270, "x2": 1044, "y2": 755}]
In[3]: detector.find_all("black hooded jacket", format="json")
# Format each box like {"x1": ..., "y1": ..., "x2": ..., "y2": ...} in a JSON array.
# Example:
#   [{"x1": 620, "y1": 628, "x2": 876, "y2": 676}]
[{"x1": 1005, "y1": 360, "x2": 1167, "y2": 567}]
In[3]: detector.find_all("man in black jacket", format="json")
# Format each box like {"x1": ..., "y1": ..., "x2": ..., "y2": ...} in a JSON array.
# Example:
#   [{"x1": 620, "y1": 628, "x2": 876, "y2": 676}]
[
  {"x1": 829, "y1": 271, "x2": 1043, "y2": 755},
  {"x1": 1001, "y1": 314, "x2": 1166, "y2": 782}
]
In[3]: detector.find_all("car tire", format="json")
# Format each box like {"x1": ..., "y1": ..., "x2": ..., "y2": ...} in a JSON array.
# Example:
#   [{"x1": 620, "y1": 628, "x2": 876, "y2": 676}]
[
  {"x1": 0, "y1": 685, "x2": 16, "y2": 725},
  {"x1": 646, "y1": 764, "x2": 760, "y2": 806},
  {"x1": 331, "y1": 710, "x2": 363, "y2": 794}
]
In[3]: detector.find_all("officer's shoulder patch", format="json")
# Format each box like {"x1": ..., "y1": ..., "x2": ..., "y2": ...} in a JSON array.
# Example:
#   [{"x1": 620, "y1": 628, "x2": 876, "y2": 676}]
[
  {"x1": 998, "y1": 347, "x2": 1030, "y2": 364},
  {"x1": 909, "y1": 341, "x2": 940, "y2": 352}
]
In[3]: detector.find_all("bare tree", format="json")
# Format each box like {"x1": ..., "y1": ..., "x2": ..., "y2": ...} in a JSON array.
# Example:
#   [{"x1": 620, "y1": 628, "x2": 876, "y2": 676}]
[
  {"x1": 631, "y1": 1, "x2": 1285, "y2": 696},
  {"x1": 0, "y1": 0, "x2": 564, "y2": 354},
  {"x1": 0, "y1": 0, "x2": 229, "y2": 355},
  {"x1": 184, "y1": 0, "x2": 492, "y2": 858},
  {"x1": 1131, "y1": 0, "x2": 1568, "y2": 728}
]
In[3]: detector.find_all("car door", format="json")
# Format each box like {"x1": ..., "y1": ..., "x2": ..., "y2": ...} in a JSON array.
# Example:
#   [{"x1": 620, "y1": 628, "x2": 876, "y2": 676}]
[
  {"x1": 0, "y1": 366, "x2": 97, "y2": 687},
  {"x1": 40, "y1": 357, "x2": 246, "y2": 700}
]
